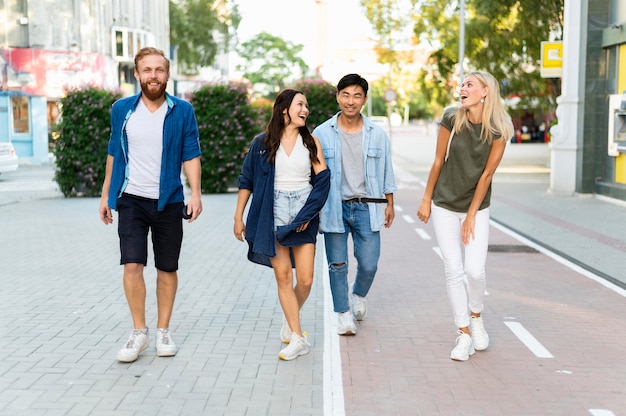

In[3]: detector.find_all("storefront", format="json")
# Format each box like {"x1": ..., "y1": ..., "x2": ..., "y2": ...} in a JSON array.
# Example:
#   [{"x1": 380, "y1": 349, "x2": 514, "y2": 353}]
[{"x1": 0, "y1": 48, "x2": 115, "y2": 164}]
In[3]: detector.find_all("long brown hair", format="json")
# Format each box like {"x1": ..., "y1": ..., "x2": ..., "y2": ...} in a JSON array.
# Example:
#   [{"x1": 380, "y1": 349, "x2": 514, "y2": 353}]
[{"x1": 263, "y1": 89, "x2": 320, "y2": 165}]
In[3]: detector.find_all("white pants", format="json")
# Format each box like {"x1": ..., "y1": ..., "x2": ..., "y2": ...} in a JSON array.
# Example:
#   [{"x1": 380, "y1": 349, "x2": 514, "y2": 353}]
[{"x1": 431, "y1": 203, "x2": 490, "y2": 328}]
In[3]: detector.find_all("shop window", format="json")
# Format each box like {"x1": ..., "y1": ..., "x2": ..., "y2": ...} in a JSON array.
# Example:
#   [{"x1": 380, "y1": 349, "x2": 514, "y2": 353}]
[{"x1": 11, "y1": 96, "x2": 30, "y2": 134}]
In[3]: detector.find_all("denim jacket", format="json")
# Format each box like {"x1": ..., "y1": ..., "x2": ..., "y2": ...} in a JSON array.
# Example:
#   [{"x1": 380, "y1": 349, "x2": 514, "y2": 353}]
[
  {"x1": 107, "y1": 92, "x2": 201, "y2": 211},
  {"x1": 312, "y1": 112, "x2": 397, "y2": 233},
  {"x1": 238, "y1": 133, "x2": 330, "y2": 267}
]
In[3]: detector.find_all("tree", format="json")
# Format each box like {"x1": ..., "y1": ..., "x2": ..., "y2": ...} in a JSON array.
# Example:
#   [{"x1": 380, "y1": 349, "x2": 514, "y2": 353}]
[
  {"x1": 169, "y1": 0, "x2": 240, "y2": 75},
  {"x1": 412, "y1": 0, "x2": 563, "y2": 111},
  {"x1": 236, "y1": 32, "x2": 309, "y2": 98}
]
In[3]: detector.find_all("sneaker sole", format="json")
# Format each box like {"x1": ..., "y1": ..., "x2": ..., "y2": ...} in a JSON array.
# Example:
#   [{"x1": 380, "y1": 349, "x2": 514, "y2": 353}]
[
  {"x1": 117, "y1": 343, "x2": 149, "y2": 362},
  {"x1": 450, "y1": 346, "x2": 476, "y2": 361},
  {"x1": 156, "y1": 349, "x2": 177, "y2": 357},
  {"x1": 337, "y1": 329, "x2": 357, "y2": 336},
  {"x1": 278, "y1": 348, "x2": 309, "y2": 361}
]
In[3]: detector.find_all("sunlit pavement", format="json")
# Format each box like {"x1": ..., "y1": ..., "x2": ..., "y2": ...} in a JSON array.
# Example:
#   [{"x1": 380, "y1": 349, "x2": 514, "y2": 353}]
[{"x1": 1, "y1": 133, "x2": 625, "y2": 415}]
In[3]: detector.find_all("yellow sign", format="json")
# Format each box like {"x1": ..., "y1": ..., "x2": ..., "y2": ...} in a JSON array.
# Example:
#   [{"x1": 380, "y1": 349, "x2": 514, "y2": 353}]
[{"x1": 541, "y1": 41, "x2": 563, "y2": 78}]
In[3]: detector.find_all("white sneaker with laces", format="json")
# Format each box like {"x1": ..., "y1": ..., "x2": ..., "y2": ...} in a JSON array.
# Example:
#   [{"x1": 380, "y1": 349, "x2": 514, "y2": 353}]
[
  {"x1": 117, "y1": 329, "x2": 150, "y2": 362},
  {"x1": 280, "y1": 316, "x2": 292, "y2": 344},
  {"x1": 450, "y1": 330, "x2": 475, "y2": 361},
  {"x1": 156, "y1": 328, "x2": 177, "y2": 357},
  {"x1": 470, "y1": 316, "x2": 489, "y2": 351},
  {"x1": 350, "y1": 282, "x2": 368, "y2": 321},
  {"x1": 337, "y1": 311, "x2": 357, "y2": 335},
  {"x1": 278, "y1": 332, "x2": 310, "y2": 360}
]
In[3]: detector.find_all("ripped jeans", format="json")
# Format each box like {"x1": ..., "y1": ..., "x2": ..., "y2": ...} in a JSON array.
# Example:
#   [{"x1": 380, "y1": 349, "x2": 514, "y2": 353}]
[{"x1": 323, "y1": 201, "x2": 380, "y2": 313}]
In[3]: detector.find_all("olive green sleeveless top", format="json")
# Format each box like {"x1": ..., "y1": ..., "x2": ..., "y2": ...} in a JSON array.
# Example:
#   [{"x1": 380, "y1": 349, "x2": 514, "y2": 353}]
[{"x1": 433, "y1": 107, "x2": 493, "y2": 212}]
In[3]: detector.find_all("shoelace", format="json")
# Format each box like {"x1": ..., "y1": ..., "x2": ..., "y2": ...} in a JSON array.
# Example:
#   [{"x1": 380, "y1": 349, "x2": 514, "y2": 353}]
[
  {"x1": 125, "y1": 330, "x2": 144, "y2": 348},
  {"x1": 158, "y1": 330, "x2": 171, "y2": 345}
]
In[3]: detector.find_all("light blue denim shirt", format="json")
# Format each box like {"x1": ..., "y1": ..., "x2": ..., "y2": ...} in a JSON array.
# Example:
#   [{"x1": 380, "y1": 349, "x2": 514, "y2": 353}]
[
  {"x1": 313, "y1": 112, "x2": 397, "y2": 233},
  {"x1": 107, "y1": 92, "x2": 201, "y2": 211}
]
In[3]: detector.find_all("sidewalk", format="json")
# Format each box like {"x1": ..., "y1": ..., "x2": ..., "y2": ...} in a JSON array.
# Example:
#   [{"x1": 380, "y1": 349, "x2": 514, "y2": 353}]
[{"x1": 1, "y1": 163, "x2": 625, "y2": 415}]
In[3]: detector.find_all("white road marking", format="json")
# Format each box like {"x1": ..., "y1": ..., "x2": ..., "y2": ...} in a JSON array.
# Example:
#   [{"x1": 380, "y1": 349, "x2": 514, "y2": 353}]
[
  {"x1": 504, "y1": 321, "x2": 553, "y2": 358},
  {"x1": 321, "y1": 240, "x2": 346, "y2": 416},
  {"x1": 415, "y1": 228, "x2": 431, "y2": 240},
  {"x1": 589, "y1": 410, "x2": 616, "y2": 416},
  {"x1": 403, "y1": 214, "x2": 415, "y2": 223}
]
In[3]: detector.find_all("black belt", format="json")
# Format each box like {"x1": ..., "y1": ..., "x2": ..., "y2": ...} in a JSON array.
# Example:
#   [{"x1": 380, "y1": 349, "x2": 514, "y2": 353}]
[{"x1": 343, "y1": 197, "x2": 388, "y2": 204}]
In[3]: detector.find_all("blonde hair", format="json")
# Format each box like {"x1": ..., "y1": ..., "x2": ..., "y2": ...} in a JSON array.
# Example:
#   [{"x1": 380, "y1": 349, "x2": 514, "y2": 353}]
[{"x1": 452, "y1": 71, "x2": 513, "y2": 144}]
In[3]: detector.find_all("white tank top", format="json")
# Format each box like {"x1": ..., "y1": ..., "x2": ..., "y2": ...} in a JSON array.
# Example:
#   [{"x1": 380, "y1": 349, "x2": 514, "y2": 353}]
[{"x1": 275, "y1": 134, "x2": 312, "y2": 191}]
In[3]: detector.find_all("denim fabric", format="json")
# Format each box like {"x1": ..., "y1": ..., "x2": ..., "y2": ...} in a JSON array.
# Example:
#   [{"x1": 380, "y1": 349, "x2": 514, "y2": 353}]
[
  {"x1": 323, "y1": 201, "x2": 380, "y2": 313},
  {"x1": 273, "y1": 186, "x2": 312, "y2": 229},
  {"x1": 107, "y1": 92, "x2": 201, "y2": 211},
  {"x1": 313, "y1": 112, "x2": 397, "y2": 233}
]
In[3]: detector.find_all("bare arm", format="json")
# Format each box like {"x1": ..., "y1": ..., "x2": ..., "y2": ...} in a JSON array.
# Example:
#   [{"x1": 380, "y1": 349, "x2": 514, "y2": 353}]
[
  {"x1": 233, "y1": 188, "x2": 252, "y2": 241},
  {"x1": 99, "y1": 154, "x2": 114, "y2": 224},
  {"x1": 416, "y1": 126, "x2": 451, "y2": 224},
  {"x1": 182, "y1": 156, "x2": 202, "y2": 222}
]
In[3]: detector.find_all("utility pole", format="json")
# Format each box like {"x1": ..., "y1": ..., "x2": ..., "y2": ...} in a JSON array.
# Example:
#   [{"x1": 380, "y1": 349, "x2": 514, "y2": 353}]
[{"x1": 459, "y1": 0, "x2": 465, "y2": 82}]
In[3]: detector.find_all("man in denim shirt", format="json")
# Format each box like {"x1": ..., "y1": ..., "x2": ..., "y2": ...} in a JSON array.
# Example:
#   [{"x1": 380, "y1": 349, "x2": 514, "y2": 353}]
[
  {"x1": 99, "y1": 47, "x2": 202, "y2": 362},
  {"x1": 312, "y1": 74, "x2": 397, "y2": 335}
]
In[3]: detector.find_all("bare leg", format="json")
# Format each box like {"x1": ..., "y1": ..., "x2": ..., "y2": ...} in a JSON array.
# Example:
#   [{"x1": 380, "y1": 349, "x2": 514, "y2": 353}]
[
  {"x1": 271, "y1": 244, "x2": 303, "y2": 336},
  {"x1": 123, "y1": 263, "x2": 147, "y2": 329},
  {"x1": 156, "y1": 270, "x2": 178, "y2": 329}
]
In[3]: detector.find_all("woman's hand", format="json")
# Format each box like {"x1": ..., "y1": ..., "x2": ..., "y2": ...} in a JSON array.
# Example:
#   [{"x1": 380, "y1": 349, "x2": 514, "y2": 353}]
[
  {"x1": 461, "y1": 214, "x2": 476, "y2": 246},
  {"x1": 417, "y1": 199, "x2": 431, "y2": 224},
  {"x1": 234, "y1": 218, "x2": 246, "y2": 241}
]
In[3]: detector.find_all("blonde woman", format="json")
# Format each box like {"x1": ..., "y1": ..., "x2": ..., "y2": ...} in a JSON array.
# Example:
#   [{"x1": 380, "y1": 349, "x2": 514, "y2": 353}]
[{"x1": 417, "y1": 71, "x2": 514, "y2": 361}]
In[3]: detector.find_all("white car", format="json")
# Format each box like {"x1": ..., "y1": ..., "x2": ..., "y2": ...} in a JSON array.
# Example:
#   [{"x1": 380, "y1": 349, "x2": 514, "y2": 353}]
[{"x1": 0, "y1": 142, "x2": 19, "y2": 174}]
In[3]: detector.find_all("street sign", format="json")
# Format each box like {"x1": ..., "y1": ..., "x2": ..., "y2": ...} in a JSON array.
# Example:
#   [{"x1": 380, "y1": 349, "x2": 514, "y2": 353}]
[{"x1": 540, "y1": 41, "x2": 563, "y2": 78}]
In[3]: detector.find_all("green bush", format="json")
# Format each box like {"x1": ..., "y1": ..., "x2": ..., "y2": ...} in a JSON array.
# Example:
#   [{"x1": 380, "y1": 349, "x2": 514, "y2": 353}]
[
  {"x1": 291, "y1": 78, "x2": 337, "y2": 130},
  {"x1": 53, "y1": 86, "x2": 122, "y2": 197},
  {"x1": 190, "y1": 81, "x2": 263, "y2": 193}
]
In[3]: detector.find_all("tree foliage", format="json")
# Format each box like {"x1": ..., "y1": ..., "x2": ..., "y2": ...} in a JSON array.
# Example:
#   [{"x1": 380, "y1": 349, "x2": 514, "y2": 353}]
[
  {"x1": 190, "y1": 81, "x2": 264, "y2": 193},
  {"x1": 169, "y1": 0, "x2": 240, "y2": 75},
  {"x1": 53, "y1": 87, "x2": 122, "y2": 197},
  {"x1": 236, "y1": 32, "x2": 309, "y2": 98},
  {"x1": 412, "y1": 0, "x2": 563, "y2": 111}
]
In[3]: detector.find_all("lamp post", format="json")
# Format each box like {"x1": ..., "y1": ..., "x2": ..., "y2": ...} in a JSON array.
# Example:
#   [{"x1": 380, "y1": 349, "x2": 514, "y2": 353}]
[{"x1": 459, "y1": 0, "x2": 465, "y2": 82}]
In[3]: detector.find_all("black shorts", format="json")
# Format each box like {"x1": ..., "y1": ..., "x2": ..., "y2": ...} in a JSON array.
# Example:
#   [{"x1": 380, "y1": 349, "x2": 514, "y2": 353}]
[{"x1": 117, "y1": 193, "x2": 184, "y2": 272}]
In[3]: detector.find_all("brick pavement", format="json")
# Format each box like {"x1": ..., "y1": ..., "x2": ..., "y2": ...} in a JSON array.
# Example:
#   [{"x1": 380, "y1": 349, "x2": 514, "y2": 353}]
[{"x1": 1, "y1": 164, "x2": 626, "y2": 415}]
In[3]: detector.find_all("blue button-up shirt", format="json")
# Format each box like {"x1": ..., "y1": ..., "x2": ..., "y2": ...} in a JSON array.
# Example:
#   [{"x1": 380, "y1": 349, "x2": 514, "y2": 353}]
[
  {"x1": 107, "y1": 92, "x2": 201, "y2": 211},
  {"x1": 313, "y1": 112, "x2": 397, "y2": 233}
]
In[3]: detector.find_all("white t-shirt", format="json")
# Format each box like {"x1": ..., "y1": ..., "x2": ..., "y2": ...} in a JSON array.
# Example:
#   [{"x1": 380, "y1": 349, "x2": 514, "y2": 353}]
[{"x1": 124, "y1": 100, "x2": 167, "y2": 199}]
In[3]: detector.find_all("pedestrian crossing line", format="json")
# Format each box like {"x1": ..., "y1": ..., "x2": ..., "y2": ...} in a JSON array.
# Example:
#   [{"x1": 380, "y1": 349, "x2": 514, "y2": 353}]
[
  {"x1": 402, "y1": 214, "x2": 415, "y2": 223},
  {"x1": 504, "y1": 321, "x2": 554, "y2": 358},
  {"x1": 415, "y1": 228, "x2": 431, "y2": 240}
]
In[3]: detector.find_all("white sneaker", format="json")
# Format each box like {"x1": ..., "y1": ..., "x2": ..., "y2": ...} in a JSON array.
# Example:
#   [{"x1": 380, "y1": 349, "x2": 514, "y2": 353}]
[
  {"x1": 117, "y1": 329, "x2": 150, "y2": 362},
  {"x1": 470, "y1": 316, "x2": 489, "y2": 351},
  {"x1": 156, "y1": 328, "x2": 177, "y2": 357},
  {"x1": 350, "y1": 283, "x2": 367, "y2": 321},
  {"x1": 278, "y1": 332, "x2": 310, "y2": 360},
  {"x1": 337, "y1": 311, "x2": 357, "y2": 335},
  {"x1": 280, "y1": 316, "x2": 292, "y2": 344},
  {"x1": 450, "y1": 330, "x2": 475, "y2": 361}
]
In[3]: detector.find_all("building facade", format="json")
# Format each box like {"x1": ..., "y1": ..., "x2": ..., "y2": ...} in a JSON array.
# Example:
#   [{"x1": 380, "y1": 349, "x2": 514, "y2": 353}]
[
  {"x1": 0, "y1": 0, "x2": 169, "y2": 164},
  {"x1": 552, "y1": 0, "x2": 626, "y2": 202}
]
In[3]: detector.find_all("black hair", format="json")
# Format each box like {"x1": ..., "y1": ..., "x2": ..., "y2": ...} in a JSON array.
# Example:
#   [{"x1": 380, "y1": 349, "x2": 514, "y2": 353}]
[{"x1": 336, "y1": 73, "x2": 369, "y2": 96}]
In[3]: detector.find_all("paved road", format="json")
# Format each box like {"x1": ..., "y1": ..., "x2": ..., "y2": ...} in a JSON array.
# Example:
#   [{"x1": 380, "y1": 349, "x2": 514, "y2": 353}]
[{"x1": 1, "y1": 130, "x2": 625, "y2": 415}]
